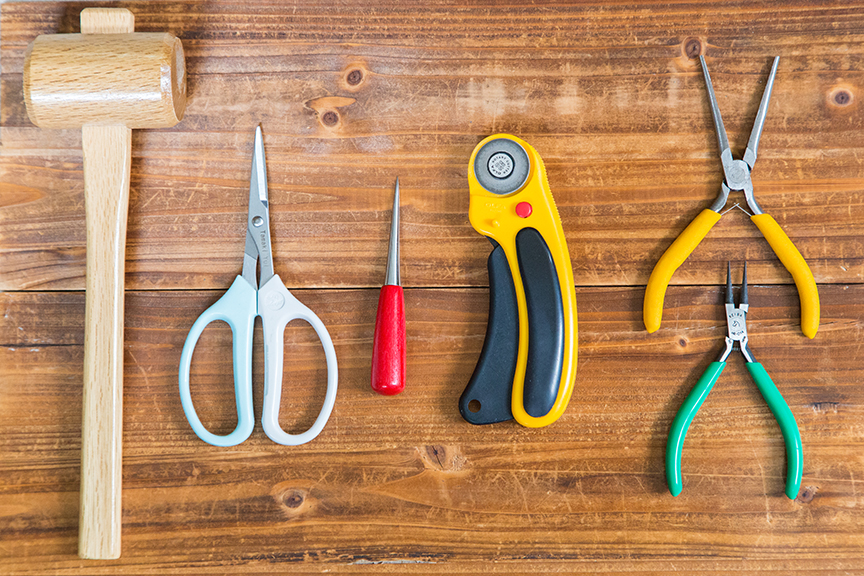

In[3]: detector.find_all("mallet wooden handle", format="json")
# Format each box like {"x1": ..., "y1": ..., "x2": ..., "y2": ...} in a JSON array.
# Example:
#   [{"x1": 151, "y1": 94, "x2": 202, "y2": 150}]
[{"x1": 80, "y1": 124, "x2": 131, "y2": 560}]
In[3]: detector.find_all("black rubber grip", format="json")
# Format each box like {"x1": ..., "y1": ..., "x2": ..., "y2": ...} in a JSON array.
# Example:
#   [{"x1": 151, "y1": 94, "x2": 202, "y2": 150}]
[
  {"x1": 516, "y1": 227, "x2": 564, "y2": 418},
  {"x1": 459, "y1": 239, "x2": 519, "y2": 425}
]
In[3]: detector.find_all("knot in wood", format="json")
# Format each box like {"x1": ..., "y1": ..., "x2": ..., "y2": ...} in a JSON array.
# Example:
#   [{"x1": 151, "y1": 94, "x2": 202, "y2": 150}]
[
  {"x1": 346, "y1": 69, "x2": 363, "y2": 86},
  {"x1": 795, "y1": 485, "x2": 817, "y2": 504},
  {"x1": 683, "y1": 37, "x2": 703, "y2": 59},
  {"x1": 426, "y1": 445, "x2": 447, "y2": 470},
  {"x1": 828, "y1": 86, "x2": 855, "y2": 109},
  {"x1": 834, "y1": 90, "x2": 851, "y2": 106},
  {"x1": 321, "y1": 110, "x2": 339, "y2": 126},
  {"x1": 421, "y1": 445, "x2": 465, "y2": 472},
  {"x1": 271, "y1": 482, "x2": 316, "y2": 518},
  {"x1": 283, "y1": 490, "x2": 305, "y2": 508},
  {"x1": 341, "y1": 63, "x2": 368, "y2": 91}
]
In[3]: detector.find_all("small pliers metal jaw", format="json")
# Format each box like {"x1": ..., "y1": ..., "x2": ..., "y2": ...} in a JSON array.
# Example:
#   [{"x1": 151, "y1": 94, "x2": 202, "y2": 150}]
[
  {"x1": 644, "y1": 55, "x2": 820, "y2": 339},
  {"x1": 717, "y1": 261, "x2": 754, "y2": 363},
  {"x1": 666, "y1": 262, "x2": 803, "y2": 500}
]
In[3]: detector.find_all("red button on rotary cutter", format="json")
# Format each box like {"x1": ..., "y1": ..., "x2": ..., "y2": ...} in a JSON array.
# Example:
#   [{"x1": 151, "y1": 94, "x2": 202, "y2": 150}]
[{"x1": 515, "y1": 202, "x2": 532, "y2": 218}]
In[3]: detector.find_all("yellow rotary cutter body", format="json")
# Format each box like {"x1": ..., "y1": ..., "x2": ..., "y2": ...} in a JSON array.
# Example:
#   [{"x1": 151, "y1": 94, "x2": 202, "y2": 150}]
[{"x1": 459, "y1": 134, "x2": 577, "y2": 428}]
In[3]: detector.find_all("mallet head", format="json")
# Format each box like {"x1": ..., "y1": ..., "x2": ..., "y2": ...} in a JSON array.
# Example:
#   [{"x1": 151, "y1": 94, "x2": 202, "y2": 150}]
[{"x1": 23, "y1": 8, "x2": 186, "y2": 129}]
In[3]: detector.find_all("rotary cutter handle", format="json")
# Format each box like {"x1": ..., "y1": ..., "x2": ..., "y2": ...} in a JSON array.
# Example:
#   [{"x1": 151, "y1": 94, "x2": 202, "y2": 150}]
[
  {"x1": 459, "y1": 135, "x2": 578, "y2": 428},
  {"x1": 644, "y1": 56, "x2": 819, "y2": 339}
]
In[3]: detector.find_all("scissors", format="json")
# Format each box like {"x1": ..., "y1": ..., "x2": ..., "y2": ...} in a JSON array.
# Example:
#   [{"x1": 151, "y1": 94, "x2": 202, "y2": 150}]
[
  {"x1": 179, "y1": 126, "x2": 338, "y2": 447},
  {"x1": 643, "y1": 56, "x2": 819, "y2": 339}
]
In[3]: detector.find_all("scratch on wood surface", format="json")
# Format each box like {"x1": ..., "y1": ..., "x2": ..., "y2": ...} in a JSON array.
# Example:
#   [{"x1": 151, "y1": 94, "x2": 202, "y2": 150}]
[
  {"x1": 352, "y1": 558, "x2": 439, "y2": 564},
  {"x1": 749, "y1": 439, "x2": 772, "y2": 525},
  {"x1": 126, "y1": 347, "x2": 150, "y2": 390}
]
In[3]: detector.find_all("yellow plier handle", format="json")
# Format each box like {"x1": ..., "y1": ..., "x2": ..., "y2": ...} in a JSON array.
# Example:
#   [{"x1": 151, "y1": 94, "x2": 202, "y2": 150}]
[
  {"x1": 643, "y1": 209, "x2": 819, "y2": 338},
  {"x1": 751, "y1": 213, "x2": 819, "y2": 339},
  {"x1": 644, "y1": 209, "x2": 720, "y2": 333}
]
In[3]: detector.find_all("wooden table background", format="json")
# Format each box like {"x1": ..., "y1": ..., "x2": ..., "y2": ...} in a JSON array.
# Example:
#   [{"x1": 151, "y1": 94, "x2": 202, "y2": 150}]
[{"x1": 2, "y1": 1, "x2": 863, "y2": 573}]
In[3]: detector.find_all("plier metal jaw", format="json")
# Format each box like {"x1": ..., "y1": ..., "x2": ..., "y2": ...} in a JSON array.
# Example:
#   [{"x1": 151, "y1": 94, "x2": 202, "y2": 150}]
[
  {"x1": 644, "y1": 56, "x2": 820, "y2": 339},
  {"x1": 717, "y1": 261, "x2": 754, "y2": 363},
  {"x1": 666, "y1": 262, "x2": 803, "y2": 500},
  {"x1": 704, "y1": 55, "x2": 777, "y2": 216}
]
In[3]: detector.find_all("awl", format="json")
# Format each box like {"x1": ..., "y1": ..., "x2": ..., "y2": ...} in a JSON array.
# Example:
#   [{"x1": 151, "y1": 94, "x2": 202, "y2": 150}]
[{"x1": 371, "y1": 178, "x2": 406, "y2": 395}]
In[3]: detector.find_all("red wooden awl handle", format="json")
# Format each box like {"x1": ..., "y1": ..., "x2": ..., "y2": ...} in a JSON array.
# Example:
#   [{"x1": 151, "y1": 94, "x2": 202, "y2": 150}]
[{"x1": 371, "y1": 284, "x2": 406, "y2": 395}]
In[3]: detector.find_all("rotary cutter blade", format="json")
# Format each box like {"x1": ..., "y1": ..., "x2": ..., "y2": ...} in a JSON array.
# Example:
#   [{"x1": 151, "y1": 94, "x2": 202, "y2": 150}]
[{"x1": 459, "y1": 134, "x2": 578, "y2": 428}]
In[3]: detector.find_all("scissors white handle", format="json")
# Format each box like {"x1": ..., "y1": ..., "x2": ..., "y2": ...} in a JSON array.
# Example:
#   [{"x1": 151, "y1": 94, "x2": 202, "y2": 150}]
[
  {"x1": 179, "y1": 276, "x2": 257, "y2": 447},
  {"x1": 258, "y1": 275, "x2": 338, "y2": 445}
]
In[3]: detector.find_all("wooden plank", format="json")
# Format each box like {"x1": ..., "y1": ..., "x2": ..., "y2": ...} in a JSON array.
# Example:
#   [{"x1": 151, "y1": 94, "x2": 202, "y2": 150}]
[
  {"x1": 1, "y1": 286, "x2": 862, "y2": 572},
  {"x1": 3, "y1": 1, "x2": 864, "y2": 573},
  {"x1": 2, "y1": 1, "x2": 864, "y2": 290}
]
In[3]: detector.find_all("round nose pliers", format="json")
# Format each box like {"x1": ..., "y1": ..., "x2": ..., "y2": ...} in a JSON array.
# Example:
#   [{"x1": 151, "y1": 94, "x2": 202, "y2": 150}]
[
  {"x1": 644, "y1": 56, "x2": 819, "y2": 339},
  {"x1": 665, "y1": 262, "x2": 803, "y2": 500}
]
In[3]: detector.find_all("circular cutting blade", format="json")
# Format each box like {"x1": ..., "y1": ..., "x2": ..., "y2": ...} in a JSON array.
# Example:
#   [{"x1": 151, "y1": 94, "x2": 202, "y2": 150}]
[{"x1": 473, "y1": 138, "x2": 530, "y2": 195}]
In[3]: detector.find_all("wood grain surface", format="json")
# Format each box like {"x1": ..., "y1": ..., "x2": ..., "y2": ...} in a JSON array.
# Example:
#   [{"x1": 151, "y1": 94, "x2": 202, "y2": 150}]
[{"x1": 2, "y1": 1, "x2": 863, "y2": 574}]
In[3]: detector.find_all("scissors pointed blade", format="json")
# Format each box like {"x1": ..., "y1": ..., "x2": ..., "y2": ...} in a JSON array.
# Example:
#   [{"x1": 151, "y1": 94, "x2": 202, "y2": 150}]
[
  {"x1": 244, "y1": 125, "x2": 275, "y2": 287},
  {"x1": 700, "y1": 55, "x2": 731, "y2": 158},
  {"x1": 241, "y1": 230, "x2": 259, "y2": 289},
  {"x1": 744, "y1": 57, "x2": 780, "y2": 169},
  {"x1": 252, "y1": 125, "x2": 269, "y2": 206}
]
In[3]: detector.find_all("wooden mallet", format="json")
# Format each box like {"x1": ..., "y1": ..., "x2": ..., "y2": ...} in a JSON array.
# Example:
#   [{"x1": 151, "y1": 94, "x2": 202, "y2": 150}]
[{"x1": 23, "y1": 7, "x2": 186, "y2": 559}]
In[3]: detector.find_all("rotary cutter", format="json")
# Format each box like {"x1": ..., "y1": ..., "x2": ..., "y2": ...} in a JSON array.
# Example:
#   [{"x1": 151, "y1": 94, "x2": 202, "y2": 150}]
[{"x1": 459, "y1": 135, "x2": 577, "y2": 428}]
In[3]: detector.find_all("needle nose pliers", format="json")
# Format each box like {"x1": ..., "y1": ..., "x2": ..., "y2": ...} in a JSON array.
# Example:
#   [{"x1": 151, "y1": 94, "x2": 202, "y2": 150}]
[
  {"x1": 665, "y1": 262, "x2": 803, "y2": 500},
  {"x1": 644, "y1": 56, "x2": 819, "y2": 339}
]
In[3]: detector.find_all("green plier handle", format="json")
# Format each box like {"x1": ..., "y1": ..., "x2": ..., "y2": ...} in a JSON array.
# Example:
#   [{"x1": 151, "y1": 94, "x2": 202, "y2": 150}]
[{"x1": 666, "y1": 361, "x2": 803, "y2": 499}]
